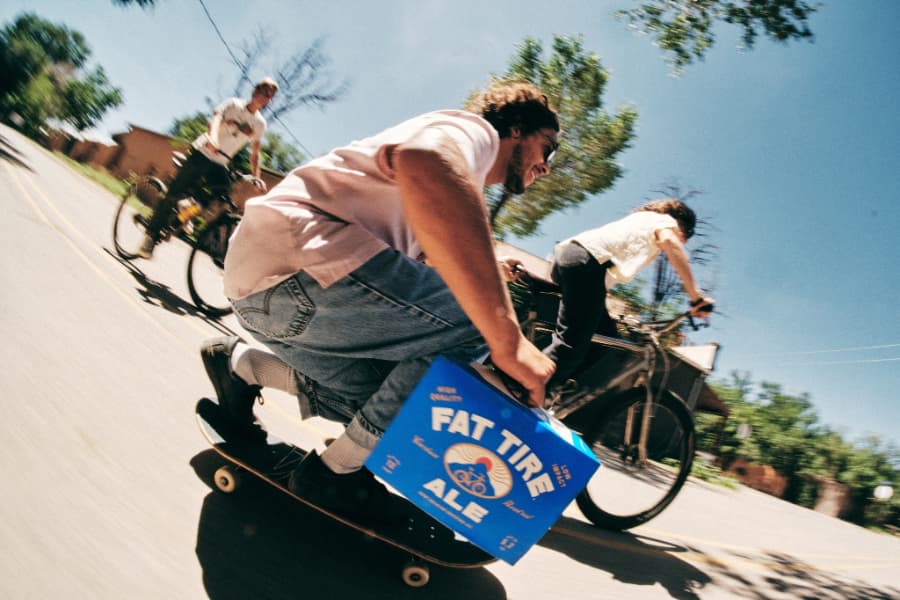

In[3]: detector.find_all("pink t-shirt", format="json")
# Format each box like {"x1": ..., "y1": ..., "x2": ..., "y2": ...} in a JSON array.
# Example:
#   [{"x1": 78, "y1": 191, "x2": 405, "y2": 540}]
[{"x1": 224, "y1": 110, "x2": 499, "y2": 299}]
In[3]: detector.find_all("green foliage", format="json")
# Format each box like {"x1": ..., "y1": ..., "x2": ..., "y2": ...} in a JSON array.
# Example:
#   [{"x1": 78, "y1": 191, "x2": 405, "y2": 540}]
[
  {"x1": 0, "y1": 12, "x2": 122, "y2": 136},
  {"x1": 168, "y1": 111, "x2": 209, "y2": 142},
  {"x1": 616, "y1": 0, "x2": 818, "y2": 74},
  {"x1": 0, "y1": 12, "x2": 89, "y2": 85},
  {"x1": 481, "y1": 35, "x2": 637, "y2": 239},
  {"x1": 699, "y1": 371, "x2": 900, "y2": 527},
  {"x1": 59, "y1": 66, "x2": 123, "y2": 131},
  {"x1": 260, "y1": 131, "x2": 305, "y2": 173},
  {"x1": 5, "y1": 72, "x2": 60, "y2": 136},
  {"x1": 690, "y1": 454, "x2": 740, "y2": 489}
]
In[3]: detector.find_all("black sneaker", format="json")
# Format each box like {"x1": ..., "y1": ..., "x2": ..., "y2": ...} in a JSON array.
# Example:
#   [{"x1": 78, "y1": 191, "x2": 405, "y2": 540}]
[
  {"x1": 288, "y1": 451, "x2": 408, "y2": 524},
  {"x1": 200, "y1": 336, "x2": 263, "y2": 440}
]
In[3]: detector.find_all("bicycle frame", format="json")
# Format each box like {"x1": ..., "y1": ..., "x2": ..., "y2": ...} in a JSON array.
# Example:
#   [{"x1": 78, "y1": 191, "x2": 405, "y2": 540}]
[{"x1": 513, "y1": 278, "x2": 704, "y2": 467}]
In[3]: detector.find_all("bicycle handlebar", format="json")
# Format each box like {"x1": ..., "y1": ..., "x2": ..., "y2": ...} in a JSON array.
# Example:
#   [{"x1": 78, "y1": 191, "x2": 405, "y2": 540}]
[{"x1": 509, "y1": 264, "x2": 560, "y2": 293}]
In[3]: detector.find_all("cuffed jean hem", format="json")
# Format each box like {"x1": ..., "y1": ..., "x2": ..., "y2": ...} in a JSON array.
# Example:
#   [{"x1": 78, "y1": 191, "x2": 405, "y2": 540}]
[{"x1": 345, "y1": 414, "x2": 382, "y2": 450}]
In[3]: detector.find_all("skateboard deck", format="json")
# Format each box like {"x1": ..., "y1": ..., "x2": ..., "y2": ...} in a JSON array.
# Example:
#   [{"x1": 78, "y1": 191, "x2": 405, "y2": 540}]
[{"x1": 195, "y1": 398, "x2": 495, "y2": 586}]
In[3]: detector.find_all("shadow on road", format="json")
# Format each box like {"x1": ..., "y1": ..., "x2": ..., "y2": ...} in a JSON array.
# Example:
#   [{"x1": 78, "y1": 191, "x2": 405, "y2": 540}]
[
  {"x1": 545, "y1": 516, "x2": 900, "y2": 600},
  {"x1": 705, "y1": 548, "x2": 900, "y2": 600},
  {"x1": 190, "y1": 450, "x2": 507, "y2": 600},
  {"x1": 541, "y1": 517, "x2": 712, "y2": 599},
  {"x1": 105, "y1": 248, "x2": 237, "y2": 335},
  {"x1": 0, "y1": 131, "x2": 33, "y2": 171}
]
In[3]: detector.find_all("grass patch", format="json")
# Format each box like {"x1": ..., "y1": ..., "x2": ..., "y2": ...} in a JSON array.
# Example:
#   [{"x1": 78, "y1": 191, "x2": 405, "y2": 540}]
[
  {"x1": 690, "y1": 455, "x2": 741, "y2": 489},
  {"x1": 53, "y1": 151, "x2": 129, "y2": 198}
]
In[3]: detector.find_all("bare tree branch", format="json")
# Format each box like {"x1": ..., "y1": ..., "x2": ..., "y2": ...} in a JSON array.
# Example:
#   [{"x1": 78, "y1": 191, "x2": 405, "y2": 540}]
[{"x1": 231, "y1": 33, "x2": 350, "y2": 121}]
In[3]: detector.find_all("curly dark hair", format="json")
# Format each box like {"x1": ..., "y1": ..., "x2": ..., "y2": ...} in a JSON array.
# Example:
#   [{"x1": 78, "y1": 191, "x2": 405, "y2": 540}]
[
  {"x1": 635, "y1": 198, "x2": 697, "y2": 240},
  {"x1": 466, "y1": 79, "x2": 559, "y2": 139}
]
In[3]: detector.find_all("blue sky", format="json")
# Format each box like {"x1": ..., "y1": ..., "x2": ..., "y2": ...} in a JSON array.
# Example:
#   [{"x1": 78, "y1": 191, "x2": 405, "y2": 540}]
[{"x1": 5, "y1": 1, "x2": 899, "y2": 446}]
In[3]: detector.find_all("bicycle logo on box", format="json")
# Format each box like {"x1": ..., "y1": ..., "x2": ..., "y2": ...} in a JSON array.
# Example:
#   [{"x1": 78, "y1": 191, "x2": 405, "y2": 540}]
[{"x1": 444, "y1": 443, "x2": 513, "y2": 499}]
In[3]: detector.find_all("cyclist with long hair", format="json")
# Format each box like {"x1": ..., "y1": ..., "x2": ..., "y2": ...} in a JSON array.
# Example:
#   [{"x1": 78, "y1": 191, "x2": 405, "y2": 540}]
[{"x1": 502, "y1": 198, "x2": 714, "y2": 388}]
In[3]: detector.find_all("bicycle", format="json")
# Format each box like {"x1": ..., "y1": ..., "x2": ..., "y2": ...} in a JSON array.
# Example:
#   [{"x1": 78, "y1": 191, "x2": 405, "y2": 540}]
[
  {"x1": 507, "y1": 268, "x2": 717, "y2": 530},
  {"x1": 111, "y1": 153, "x2": 253, "y2": 317}
]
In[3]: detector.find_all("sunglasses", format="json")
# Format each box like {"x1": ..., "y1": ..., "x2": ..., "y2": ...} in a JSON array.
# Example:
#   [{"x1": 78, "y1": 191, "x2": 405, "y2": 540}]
[{"x1": 538, "y1": 130, "x2": 559, "y2": 165}]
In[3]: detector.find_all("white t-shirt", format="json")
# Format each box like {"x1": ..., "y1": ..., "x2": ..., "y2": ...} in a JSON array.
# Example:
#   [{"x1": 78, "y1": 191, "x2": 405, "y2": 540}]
[
  {"x1": 223, "y1": 110, "x2": 499, "y2": 299},
  {"x1": 563, "y1": 211, "x2": 680, "y2": 287},
  {"x1": 192, "y1": 98, "x2": 267, "y2": 166}
]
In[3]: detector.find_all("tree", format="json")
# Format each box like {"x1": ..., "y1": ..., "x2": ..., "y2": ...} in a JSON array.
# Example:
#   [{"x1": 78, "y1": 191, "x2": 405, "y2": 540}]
[
  {"x1": 168, "y1": 111, "x2": 209, "y2": 143},
  {"x1": 227, "y1": 131, "x2": 306, "y2": 176},
  {"x1": 703, "y1": 371, "x2": 900, "y2": 527},
  {"x1": 479, "y1": 35, "x2": 637, "y2": 239},
  {"x1": 616, "y1": 0, "x2": 818, "y2": 74},
  {"x1": 115, "y1": 1, "x2": 817, "y2": 75},
  {"x1": 259, "y1": 131, "x2": 304, "y2": 173},
  {"x1": 113, "y1": 0, "x2": 349, "y2": 126},
  {"x1": 0, "y1": 12, "x2": 89, "y2": 96},
  {"x1": 839, "y1": 436, "x2": 900, "y2": 527},
  {"x1": 118, "y1": 2, "x2": 345, "y2": 171},
  {"x1": 700, "y1": 372, "x2": 759, "y2": 461},
  {"x1": 229, "y1": 29, "x2": 349, "y2": 124},
  {"x1": 58, "y1": 66, "x2": 123, "y2": 131},
  {"x1": 0, "y1": 13, "x2": 122, "y2": 136}
]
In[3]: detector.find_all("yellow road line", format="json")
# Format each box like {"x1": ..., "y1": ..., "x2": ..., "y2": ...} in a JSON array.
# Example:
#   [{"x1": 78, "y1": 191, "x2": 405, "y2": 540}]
[
  {"x1": 5, "y1": 161, "x2": 177, "y2": 337},
  {"x1": 8, "y1": 162, "x2": 211, "y2": 339}
]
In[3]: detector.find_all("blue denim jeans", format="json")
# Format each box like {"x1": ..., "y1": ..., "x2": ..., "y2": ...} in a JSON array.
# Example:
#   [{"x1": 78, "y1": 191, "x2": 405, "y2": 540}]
[{"x1": 232, "y1": 249, "x2": 486, "y2": 450}]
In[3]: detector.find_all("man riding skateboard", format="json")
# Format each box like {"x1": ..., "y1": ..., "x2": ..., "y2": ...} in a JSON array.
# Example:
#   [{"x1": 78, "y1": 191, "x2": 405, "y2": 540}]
[{"x1": 201, "y1": 79, "x2": 560, "y2": 523}]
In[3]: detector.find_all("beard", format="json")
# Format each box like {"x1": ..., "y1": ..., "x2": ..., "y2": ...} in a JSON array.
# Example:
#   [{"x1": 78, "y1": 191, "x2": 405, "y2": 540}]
[{"x1": 502, "y1": 142, "x2": 526, "y2": 195}]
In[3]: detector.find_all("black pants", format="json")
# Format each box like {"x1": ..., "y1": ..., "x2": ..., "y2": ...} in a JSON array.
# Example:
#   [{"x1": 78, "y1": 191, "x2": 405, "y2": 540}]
[
  {"x1": 146, "y1": 150, "x2": 230, "y2": 241},
  {"x1": 543, "y1": 241, "x2": 616, "y2": 386}
]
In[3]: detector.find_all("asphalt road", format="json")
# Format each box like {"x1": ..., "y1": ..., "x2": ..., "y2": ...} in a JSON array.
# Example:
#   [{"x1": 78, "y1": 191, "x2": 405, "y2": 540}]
[{"x1": 1, "y1": 122, "x2": 898, "y2": 600}]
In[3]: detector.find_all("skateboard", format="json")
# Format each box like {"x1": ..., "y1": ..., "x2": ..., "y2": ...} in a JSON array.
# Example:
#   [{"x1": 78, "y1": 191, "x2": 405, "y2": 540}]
[{"x1": 195, "y1": 398, "x2": 495, "y2": 587}]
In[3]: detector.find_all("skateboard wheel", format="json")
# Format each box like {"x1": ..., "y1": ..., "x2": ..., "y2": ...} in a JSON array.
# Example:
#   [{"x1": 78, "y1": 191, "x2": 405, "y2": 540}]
[
  {"x1": 213, "y1": 465, "x2": 241, "y2": 493},
  {"x1": 401, "y1": 560, "x2": 430, "y2": 587}
]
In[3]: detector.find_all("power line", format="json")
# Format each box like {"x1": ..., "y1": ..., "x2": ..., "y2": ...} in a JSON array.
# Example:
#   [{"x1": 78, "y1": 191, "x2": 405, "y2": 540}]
[
  {"x1": 195, "y1": 0, "x2": 312, "y2": 159},
  {"x1": 269, "y1": 113, "x2": 313, "y2": 158},
  {"x1": 745, "y1": 343, "x2": 900, "y2": 357},
  {"x1": 781, "y1": 356, "x2": 900, "y2": 367},
  {"x1": 196, "y1": 0, "x2": 250, "y2": 86}
]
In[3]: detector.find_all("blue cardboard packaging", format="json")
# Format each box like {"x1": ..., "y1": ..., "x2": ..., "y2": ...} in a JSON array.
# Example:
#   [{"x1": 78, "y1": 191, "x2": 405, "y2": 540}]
[{"x1": 366, "y1": 356, "x2": 600, "y2": 564}]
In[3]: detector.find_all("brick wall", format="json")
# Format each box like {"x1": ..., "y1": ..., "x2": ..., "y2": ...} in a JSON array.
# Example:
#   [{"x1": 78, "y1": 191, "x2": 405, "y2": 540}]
[
  {"x1": 725, "y1": 459, "x2": 789, "y2": 497},
  {"x1": 47, "y1": 124, "x2": 283, "y2": 195}
]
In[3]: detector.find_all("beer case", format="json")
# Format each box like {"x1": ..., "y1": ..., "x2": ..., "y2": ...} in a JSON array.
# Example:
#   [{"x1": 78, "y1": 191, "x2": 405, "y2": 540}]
[{"x1": 366, "y1": 356, "x2": 600, "y2": 564}]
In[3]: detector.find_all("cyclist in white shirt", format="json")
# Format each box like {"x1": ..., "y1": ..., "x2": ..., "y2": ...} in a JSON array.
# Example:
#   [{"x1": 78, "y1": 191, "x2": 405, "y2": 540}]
[
  {"x1": 139, "y1": 77, "x2": 278, "y2": 258},
  {"x1": 503, "y1": 198, "x2": 714, "y2": 387}
]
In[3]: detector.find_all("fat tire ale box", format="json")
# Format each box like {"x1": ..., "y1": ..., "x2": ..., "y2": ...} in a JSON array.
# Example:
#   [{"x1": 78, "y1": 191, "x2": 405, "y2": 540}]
[{"x1": 366, "y1": 356, "x2": 600, "y2": 564}]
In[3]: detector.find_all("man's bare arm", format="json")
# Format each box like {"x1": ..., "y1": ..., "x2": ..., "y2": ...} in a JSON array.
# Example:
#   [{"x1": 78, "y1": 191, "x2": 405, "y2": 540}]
[
  {"x1": 393, "y1": 131, "x2": 554, "y2": 405},
  {"x1": 249, "y1": 139, "x2": 261, "y2": 176},
  {"x1": 657, "y1": 228, "x2": 713, "y2": 314}
]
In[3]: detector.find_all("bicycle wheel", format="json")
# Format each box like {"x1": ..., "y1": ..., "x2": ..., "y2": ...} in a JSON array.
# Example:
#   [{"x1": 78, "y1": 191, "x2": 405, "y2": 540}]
[
  {"x1": 187, "y1": 217, "x2": 234, "y2": 317},
  {"x1": 575, "y1": 389, "x2": 695, "y2": 530},
  {"x1": 112, "y1": 177, "x2": 164, "y2": 259}
]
